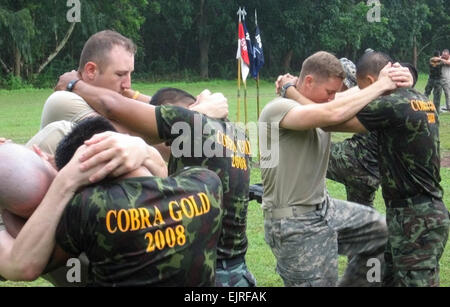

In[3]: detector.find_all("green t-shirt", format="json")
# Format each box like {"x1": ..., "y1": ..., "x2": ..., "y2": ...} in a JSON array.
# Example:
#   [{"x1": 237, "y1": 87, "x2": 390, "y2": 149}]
[
  {"x1": 155, "y1": 105, "x2": 251, "y2": 260},
  {"x1": 357, "y1": 88, "x2": 442, "y2": 202},
  {"x1": 56, "y1": 167, "x2": 223, "y2": 287}
]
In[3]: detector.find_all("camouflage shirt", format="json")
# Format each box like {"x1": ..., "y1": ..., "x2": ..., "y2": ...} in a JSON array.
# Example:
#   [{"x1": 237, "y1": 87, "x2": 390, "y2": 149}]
[
  {"x1": 357, "y1": 87, "x2": 443, "y2": 201},
  {"x1": 429, "y1": 61, "x2": 443, "y2": 80},
  {"x1": 340, "y1": 131, "x2": 379, "y2": 178},
  {"x1": 155, "y1": 105, "x2": 251, "y2": 260},
  {"x1": 55, "y1": 167, "x2": 223, "y2": 287}
]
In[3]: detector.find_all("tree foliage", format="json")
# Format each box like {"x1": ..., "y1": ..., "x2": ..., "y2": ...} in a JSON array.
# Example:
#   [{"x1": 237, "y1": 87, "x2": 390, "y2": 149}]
[{"x1": 0, "y1": 0, "x2": 449, "y2": 86}]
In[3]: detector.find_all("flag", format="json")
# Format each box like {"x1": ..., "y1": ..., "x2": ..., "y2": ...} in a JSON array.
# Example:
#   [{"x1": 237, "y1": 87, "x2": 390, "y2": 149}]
[
  {"x1": 243, "y1": 20, "x2": 254, "y2": 78},
  {"x1": 252, "y1": 23, "x2": 264, "y2": 78},
  {"x1": 236, "y1": 21, "x2": 250, "y2": 83}
]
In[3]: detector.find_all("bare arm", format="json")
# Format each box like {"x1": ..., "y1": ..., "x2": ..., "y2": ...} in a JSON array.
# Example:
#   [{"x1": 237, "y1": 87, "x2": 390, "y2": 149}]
[
  {"x1": 0, "y1": 146, "x2": 105, "y2": 281},
  {"x1": 55, "y1": 72, "x2": 162, "y2": 145},
  {"x1": 280, "y1": 74, "x2": 394, "y2": 131},
  {"x1": 122, "y1": 89, "x2": 152, "y2": 104},
  {"x1": 77, "y1": 131, "x2": 168, "y2": 183},
  {"x1": 441, "y1": 58, "x2": 450, "y2": 65}
]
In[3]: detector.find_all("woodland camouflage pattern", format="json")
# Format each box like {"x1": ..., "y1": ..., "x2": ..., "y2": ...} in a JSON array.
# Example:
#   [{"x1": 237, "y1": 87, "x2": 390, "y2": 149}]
[
  {"x1": 327, "y1": 132, "x2": 380, "y2": 207},
  {"x1": 156, "y1": 105, "x2": 251, "y2": 261},
  {"x1": 357, "y1": 87, "x2": 450, "y2": 286},
  {"x1": 56, "y1": 167, "x2": 223, "y2": 287}
]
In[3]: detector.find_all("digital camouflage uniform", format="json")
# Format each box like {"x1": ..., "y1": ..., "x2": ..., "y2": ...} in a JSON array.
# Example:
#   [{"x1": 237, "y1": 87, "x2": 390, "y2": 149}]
[
  {"x1": 424, "y1": 60, "x2": 443, "y2": 112},
  {"x1": 56, "y1": 167, "x2": 223, "y2": 287},
  {"x1": 259, "y1": 98, "x2": 388, "y2": 287},
  {"x1": 155, "y1": 105, "x2": 256, "y2": 287},
  {"x1": 357, "y1": 87, "x2": 450, "y2": 287},
  {"x1": 327, "y1": 132, "x2": 380, "y2": 207}
]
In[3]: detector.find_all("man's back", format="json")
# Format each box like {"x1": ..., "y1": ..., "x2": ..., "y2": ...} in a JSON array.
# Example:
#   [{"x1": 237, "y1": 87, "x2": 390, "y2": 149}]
[
  {"x1": 357, "y1": 88, "x2": 442, "y2": 201},
  {"x1": 259, "y1": 97, "x2": 331, "y2": 210},
  {"x1": 55, "y1": 167, "x2": 223, "y2": 286},
  {"x1": 155, "y1": 105, "x2": 250, "y2": 260}
]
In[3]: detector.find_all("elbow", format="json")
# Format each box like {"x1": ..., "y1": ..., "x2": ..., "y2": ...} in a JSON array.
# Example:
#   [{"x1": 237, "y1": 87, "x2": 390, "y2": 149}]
[
  {"x1": 18, "y1": 265, "x2": 41, "y2": 281},
  {"x1": 6, "y1": 262, "x2": 42, "y2": 281}
]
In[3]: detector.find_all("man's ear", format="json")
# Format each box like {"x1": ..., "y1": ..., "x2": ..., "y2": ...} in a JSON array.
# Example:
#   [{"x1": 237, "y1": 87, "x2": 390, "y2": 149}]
[
  {"x1": 304, "y1": 75, "x2": 314, "y2": 89},
  {"x1": 367, "y1": 75, "x2": 377, "y2": 85},
  {"x1": 84, "y1": 62, "x2": 99, "y2": 80}
]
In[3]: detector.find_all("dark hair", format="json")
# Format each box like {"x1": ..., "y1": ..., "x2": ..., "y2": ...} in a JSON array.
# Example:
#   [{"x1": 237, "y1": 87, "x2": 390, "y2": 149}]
[
  {"x1": 434, "y1": 50, "x2": 441, "y2": 57},
  {"x1": 150, "y1": 88, "x2": 196, "y2": 107},
  {"x1": 356, "y1": 51, "x2": 393, "y2": 80},
  {"x1": 78, "y1": 30, "x2": 137, "y2": 72},
  {"x1": 55, "y1": 117, "x2": 117, "y2": 170}
]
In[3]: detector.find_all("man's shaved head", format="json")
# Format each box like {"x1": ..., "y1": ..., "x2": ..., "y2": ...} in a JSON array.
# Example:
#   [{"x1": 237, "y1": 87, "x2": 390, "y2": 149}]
[
  {"x1": 0, "y1": 144, "x2": 56, "y2": 218},
  {"x1": 356, "y1": 51, "x2": 393, "y2": 80}
]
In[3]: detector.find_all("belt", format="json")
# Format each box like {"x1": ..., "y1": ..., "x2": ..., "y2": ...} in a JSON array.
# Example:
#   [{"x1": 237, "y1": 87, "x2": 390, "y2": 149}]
[
  {"x1": 264, "y1": 203, "x2": 323, "y2": 220},
  {"x1": 216, "y1": 255, "x2": 245, "y2": 269},
  {"x1": 386, "y1": 194, "x2": 440, "y2": 208}
]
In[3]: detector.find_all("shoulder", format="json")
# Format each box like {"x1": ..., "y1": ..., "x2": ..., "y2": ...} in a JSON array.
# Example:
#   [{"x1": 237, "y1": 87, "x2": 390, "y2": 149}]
[
  {"x1": 260, "y1": 97, "x2": 299, "y2": 123},
  {"x1": 172, "y1": 167, "x2": 221, "y2": 187}
]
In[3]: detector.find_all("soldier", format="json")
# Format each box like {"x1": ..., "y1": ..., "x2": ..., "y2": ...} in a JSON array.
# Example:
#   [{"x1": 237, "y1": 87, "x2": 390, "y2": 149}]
[
  {"x1": 53, "y1": 78, "x2": 255, "y2": 287},
  {"x1": 334, "y1": 51, "x2": 450, "y2": 287},
  {"x1": 424, "y1": 50, "x2": 443, "y2": 112},
  {"x1": 0, "y1": 117, "x2": 223, "y2": 286},
  {"x1": 327, "y1": 58, "x2": 380, "y2": 207},
  {"x1": 440, "y1": 49, "x2": 450, "y2": 111},
  {"x1": 259, "y1": 51, "x2": 413, "y2": 287}
]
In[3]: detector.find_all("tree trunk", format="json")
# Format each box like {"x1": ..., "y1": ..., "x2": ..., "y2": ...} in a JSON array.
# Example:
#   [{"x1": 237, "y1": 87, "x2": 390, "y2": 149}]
[
  {"x1": 413, "y1": 35, "x2": 418, "y2": 68},
  {"x1": 198, "y1": 0, "x2": 209, "y2": 79},
  {"x1": 13, "y1": 43, "x2": 22, "y2": 78},
  {"x1": 36, "y1": 22, "x2": 76, "y2": 76},
  {"x1": 283, "y1": 49, "x2": 294, "y2": 72},
  {"x1": 0, "y1": 58, "x2": 11, "y2": 74}
]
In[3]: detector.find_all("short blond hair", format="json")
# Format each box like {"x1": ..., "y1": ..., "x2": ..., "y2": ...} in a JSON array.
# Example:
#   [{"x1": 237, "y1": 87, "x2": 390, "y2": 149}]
[{"x1": 299, "y1": 51, "x2": 345, "y2": 82}]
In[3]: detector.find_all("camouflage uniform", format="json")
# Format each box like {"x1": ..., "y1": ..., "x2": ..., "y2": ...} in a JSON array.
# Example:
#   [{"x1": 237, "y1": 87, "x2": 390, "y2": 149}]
[
  {"x1": 357, "y1": 87, "x2": 450, "y2": 287},
  {"x1": 264, "y1": 196, "x2": 387, "y2": 287},
  {"x1": 56, "y1": 167, "x2": 223, "y2": 286},
  {"x1": 156, "y1": 105, "x2": 256, "y2": 287},
  {"x1": 424, "y1": 60, "x2": 443, "y2": 112},
  {"x1": 327, "y1": 132, "x2": 380, "y2": 207}
]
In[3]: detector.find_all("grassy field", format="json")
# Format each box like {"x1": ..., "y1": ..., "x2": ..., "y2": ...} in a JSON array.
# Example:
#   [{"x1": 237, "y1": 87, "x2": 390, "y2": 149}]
[{"x1": 0, "y1": 74, "x2": 449, "y2": 287}]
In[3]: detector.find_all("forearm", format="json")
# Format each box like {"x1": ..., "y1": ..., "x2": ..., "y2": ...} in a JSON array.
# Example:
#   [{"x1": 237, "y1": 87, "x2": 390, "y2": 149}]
[
  {"x1": 324, "y1": 79, "x2": 389, "y2": 125},
  {"x1": 143, "y1": 145, "x2": 168, "y2": 177},
  {"x1": 72, "y1": 81, "x2": 161, "y2": 144},
  {"x1": 0, "y1": 176, "x2": 75, "y2": 281},
  {"x1": 285, "y1": 87, "x2": 315, "y2": 105}
]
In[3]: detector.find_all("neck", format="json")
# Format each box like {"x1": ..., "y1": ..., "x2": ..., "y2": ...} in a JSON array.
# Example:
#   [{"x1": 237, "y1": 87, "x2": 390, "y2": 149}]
[{"x1": 120, "y1": 167, "x2": 152, "y2": 180}]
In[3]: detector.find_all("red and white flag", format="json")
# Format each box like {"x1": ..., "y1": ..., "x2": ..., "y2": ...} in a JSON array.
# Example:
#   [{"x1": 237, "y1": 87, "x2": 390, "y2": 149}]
[{"x1": 236, "y1": 21, "x2": 250, "y2": 83}]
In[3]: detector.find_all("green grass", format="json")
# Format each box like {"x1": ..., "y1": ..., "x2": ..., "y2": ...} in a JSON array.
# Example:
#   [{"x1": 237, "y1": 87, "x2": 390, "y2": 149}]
[{"x1": 0, "y1": 74, "x2": 449, "y2": 287}]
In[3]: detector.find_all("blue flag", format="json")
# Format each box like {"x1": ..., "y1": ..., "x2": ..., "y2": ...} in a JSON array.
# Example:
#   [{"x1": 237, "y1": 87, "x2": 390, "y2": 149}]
[
  {"x1": 243, "y1": 20, "x2": 254, "y2": 79},
  {"x1": 252, "y1": 25, "x2": 264, "y2": 78}
]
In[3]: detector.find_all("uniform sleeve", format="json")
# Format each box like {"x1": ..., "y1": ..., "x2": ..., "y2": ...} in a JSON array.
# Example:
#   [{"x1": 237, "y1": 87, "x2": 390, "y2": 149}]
[
  {"x1": 55, "y1": 193, "x2": 87, "y2": 256},
  {"x1": 259, "y1": 98, "x2": 299, "y2": 126},
  {"x1": 155, "y1": 105, "x2": 205, "y2": 142},
  {"x1": 356, "y1": 95, "x2": 400, "y2": 131}
]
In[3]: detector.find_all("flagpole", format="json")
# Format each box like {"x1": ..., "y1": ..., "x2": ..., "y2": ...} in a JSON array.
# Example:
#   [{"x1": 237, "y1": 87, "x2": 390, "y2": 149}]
[{"x1": 237, "y1": 58, "x2": 241, "y2": 122}]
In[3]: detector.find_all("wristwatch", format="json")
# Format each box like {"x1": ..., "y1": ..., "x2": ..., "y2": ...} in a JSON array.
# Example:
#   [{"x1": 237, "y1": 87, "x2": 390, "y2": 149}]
[
  {"x1": 280, "y1": 82, "x2": 295, "y2": 98},
  {"x1": 66, "y1": 79, "x2": 80, "y2": 92}
]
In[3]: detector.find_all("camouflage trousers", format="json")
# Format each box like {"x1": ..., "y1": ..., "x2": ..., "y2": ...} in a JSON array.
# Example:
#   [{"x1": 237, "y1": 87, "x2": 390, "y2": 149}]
[
  {"x1": 264, "y1": 196, "x2": 388, "y2": 287},
  {"x1": 424, "y1": 78, "x2": 443, "y2": 112},
  {"x1": 383, "y1": 198, "x2": 450, "y2": 287},
  {"x1": 327, "y1": 142, "x2": 380, "y2": 207},
  {"x1": 215, "y1": 257, "x2": 257, "y2": 287}
]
